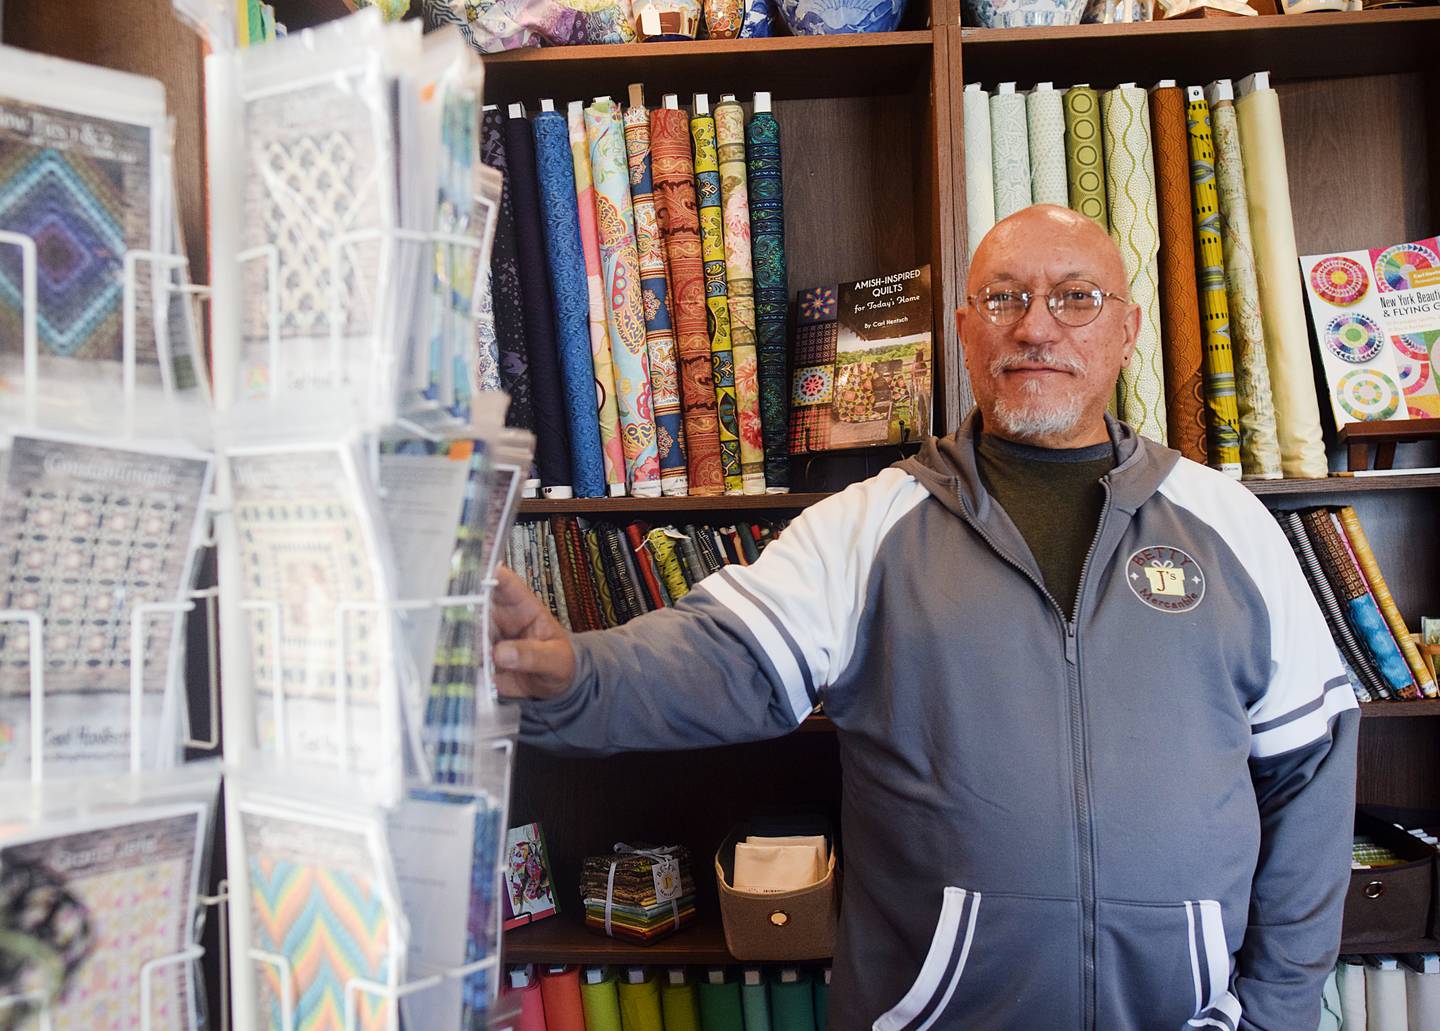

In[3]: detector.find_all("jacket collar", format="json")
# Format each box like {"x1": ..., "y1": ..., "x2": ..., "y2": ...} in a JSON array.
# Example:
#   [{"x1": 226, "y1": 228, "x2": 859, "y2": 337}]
[{"x1": 896, "y1": 409, "x2": 1181, "y2": 524}]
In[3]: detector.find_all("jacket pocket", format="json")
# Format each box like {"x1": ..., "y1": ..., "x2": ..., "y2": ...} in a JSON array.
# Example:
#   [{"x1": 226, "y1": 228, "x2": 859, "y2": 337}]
[
  {"x1": 873, "y1": 887, "x2": 1081, "y2": 1031},
  {"x1": 1095, "y1": 898, "x2": 1236, "y2": 1031}
]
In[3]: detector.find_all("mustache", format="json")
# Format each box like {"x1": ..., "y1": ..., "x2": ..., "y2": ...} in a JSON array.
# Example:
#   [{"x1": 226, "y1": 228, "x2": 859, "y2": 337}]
[{"x1": 989, "y1": 350, "x2": 1087, "y2": 377}]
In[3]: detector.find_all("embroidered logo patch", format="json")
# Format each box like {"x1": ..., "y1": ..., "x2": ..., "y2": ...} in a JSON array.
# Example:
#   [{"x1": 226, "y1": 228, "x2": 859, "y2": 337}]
[{"x1": 1126, "y1": 546, "x2": 1205, "y2": 613}]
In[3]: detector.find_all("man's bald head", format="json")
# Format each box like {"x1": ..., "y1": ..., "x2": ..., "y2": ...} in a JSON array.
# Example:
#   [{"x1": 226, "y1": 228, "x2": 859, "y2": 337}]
[
  {"x1": 957, "y1": 204, "x2": 1141, "y2": 449},
  {"x1": 968, "y1": 205, "x2": 1129, "y2": 297}
]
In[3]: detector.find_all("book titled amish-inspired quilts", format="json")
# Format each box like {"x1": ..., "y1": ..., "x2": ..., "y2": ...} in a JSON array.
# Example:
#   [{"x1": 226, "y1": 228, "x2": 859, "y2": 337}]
[{"x1": 789, "y1": 265, "x2": 933, "y2": 454}]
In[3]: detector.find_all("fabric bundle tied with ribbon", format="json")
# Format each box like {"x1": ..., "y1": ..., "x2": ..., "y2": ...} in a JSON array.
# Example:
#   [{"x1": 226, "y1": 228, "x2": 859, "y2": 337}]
[{"x1": 581, "y1": 843, "x2": 697, "y2": 944}]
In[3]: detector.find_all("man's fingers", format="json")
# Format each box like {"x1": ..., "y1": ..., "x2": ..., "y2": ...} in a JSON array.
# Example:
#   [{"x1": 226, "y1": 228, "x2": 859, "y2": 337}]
[
  {"x1": 494, "y1": 637, "x2": 572, "y2": 686},
  {"x1": 491, "y1": 566, "x2": 553, "y2": 638}
]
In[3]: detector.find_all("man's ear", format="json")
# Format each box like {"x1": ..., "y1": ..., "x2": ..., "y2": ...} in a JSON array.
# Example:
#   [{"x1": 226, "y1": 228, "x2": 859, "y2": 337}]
[{"x1": 1121, "y1": 300, "x2": 1142, "y2": 364}]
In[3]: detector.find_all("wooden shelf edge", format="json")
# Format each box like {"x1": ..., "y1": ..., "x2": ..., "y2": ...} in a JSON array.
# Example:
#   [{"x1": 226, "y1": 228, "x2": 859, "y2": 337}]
[
  {"x1": 504, "y1": 912, "x2": 741, "y2": 965},
  {"x1": 1246, "y1": 472, "x2": 1440, "y2": 497},
  {"x1": 516, "y1": 472, "x2": 1440, "y2": 515},
  {"x1": 959, "y1": 7, "x2": 1440, "y2": 45},
  {"x1": 1360, "y1": 700, "x2": 1440, "y2": 718},
  {"x1": 1341, "y1": 938, "x2": 1440, "y2": 957},
  {"x1": 482, "y1": 30, "x2": 934, "y2": 68},
  {"x1": 518, "y1": 492, "x2": 834, "y2": 516}
]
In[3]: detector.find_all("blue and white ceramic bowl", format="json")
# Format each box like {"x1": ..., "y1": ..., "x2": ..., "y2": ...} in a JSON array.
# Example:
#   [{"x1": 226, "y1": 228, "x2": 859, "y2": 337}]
[
  {"x1": 961, "y1": 0, "x2": 1085, "y2": 26},
  {"x1": 776, "y1": 0, "x2": 908, "y2": 34}
]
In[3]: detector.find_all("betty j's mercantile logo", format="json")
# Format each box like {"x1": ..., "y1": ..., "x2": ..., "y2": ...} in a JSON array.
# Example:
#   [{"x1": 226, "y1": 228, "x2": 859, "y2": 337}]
[{"x1": 1126, "y1": 546, "x2": 1206, "y2": 613}]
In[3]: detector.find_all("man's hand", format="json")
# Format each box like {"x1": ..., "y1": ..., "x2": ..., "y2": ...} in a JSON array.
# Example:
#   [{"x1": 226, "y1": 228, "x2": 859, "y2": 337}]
[{"x1": 491, "y1": 566, "x2": 577, "y2": 701}]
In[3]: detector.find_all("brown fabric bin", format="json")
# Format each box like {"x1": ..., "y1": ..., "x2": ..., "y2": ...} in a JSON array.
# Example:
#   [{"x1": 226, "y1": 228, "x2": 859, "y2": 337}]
[
  {"x1": 714, "y1": 825, "x2": 838, "y2": 961},
  {"x1": 1342, "y1": 807, "x2": 1436, "y2": 945}
]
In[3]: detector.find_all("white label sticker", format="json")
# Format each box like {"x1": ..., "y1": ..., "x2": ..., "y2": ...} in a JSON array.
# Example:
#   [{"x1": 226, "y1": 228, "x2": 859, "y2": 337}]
[{"x1": 652, "y1": 856, "x2": 680, "y2": 902}]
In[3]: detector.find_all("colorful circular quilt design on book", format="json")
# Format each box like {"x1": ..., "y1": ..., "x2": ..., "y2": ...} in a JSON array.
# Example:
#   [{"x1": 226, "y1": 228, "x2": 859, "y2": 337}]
[
  {"x1": 1374, "y1": 242, "x2": 1439, "y2": 292},
  {"x1": 1337, "y1": 368, "x2": 1401, "y2": 421},
  {"x1": 1309, "y1": 255, "x2": 1369, "y2": 306},
  {"x1": 1325, "y1": 313, "x2": 1385, "y2": 363}
]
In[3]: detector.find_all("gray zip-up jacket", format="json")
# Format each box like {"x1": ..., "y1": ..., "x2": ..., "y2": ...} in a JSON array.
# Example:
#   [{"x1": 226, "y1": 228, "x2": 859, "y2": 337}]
[{"x1": 520, "y1": 413, "x2": 1358, "y2": 1031}]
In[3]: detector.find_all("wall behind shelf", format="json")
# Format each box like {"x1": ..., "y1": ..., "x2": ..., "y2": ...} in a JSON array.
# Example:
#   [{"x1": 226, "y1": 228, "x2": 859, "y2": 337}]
[{"x1": 1280, "y1": 73, "x2": 1432, "y2": 257}]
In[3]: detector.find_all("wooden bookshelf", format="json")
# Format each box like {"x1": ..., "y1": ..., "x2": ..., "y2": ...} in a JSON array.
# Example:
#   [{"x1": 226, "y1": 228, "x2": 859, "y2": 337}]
[{"x1": 12, "y1": 0, "x2": 1436, "y2": 984}]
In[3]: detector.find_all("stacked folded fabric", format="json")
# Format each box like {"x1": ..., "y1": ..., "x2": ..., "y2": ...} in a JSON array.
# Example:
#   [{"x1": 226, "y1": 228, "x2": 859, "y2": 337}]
[{"x1": 581, "y1": 847, "x2": 698, "y2": 944}]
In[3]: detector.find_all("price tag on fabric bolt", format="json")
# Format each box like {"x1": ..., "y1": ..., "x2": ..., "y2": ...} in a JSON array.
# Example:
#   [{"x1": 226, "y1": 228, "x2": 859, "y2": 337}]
[
  {"x1": 663, "y1": 528, "x2": 690, "y2": 540},
  {"x1": 1144, "y1": 564, "x2": 1186, "y2": 596},
  {"x1": 653, "y1": 856, "x2": 681, "y2": 901}
]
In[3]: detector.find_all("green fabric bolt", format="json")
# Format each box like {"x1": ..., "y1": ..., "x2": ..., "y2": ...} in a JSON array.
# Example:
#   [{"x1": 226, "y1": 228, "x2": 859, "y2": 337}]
[
  {"x1": 1063, "y1": 86, "x2": 1108, "y2": 231},
  {"x1": 1026, "y1": 85, "x2": 1069, "y2": 207},
  {"x1": 1101, "y1": 84, "x2": 1167, "y2": 445},
  {"x1": 698, "y1": 976, "x2": 745, "y2": 1031},
  {"x1": 769, "y1": 971, "x2": 816, "y2": 1031},
  {"x1": 741, "y1": 976, "x2": 771, "y2": 1031},
  {"x1": 989, "y1": 89, "x2": 1032, "y2": 221},
  {"x1": 662, "y1": 979, "x2": 703, "y2": 1031},
  {"x1": 618, "y1": 974, "x2": 665, "y2": 1031},
  {"x1": 580, "y1": 972, "x2": 624, "y2": 1031}
]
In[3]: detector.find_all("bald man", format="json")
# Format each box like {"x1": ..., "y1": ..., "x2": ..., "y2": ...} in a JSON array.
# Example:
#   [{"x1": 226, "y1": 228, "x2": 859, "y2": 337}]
[{"x1": 494, "y1": 206, "x2": 1357, "y2": 1030}]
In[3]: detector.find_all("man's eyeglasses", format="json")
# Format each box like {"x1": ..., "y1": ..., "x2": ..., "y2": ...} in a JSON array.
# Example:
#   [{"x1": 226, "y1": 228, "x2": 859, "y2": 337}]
[{"x1": 967, "y1": 279, "x2": 1129, "y2": 328}]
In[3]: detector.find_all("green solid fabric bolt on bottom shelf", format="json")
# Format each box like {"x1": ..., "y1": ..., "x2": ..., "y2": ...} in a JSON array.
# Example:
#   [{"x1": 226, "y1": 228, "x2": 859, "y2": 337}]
[
  {"x1": 619, "y1": 974, "x2": 665, "y2": 1031},
  {"x1": 770, "y1": 971, "x2": 816, "y2": 1031},
  {"x1": 699, "y1": 976, "x2": 745, "y2": 1031},
  {"x1": 662, "y1": 979, "x2": 703, "y2": 1031},
  {"x1": 580, "y1": 971, "x2": 623, "y2": 1031},
  {"x1": 815, "y1": 974, "x2": 829, "y2": 1031},
  {"x1": 742, "y1": 977, "x2": 771, "y2": 1031}
]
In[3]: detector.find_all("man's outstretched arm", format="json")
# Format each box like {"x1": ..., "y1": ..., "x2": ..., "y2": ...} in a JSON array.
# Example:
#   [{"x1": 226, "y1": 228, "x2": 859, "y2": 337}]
[{"x1": 493, "y1": 468, "x2": 927, "y2": 755}]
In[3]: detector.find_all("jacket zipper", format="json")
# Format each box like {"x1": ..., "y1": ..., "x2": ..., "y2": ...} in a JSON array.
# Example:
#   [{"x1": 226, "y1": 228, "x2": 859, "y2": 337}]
[
  {"x1": 1067, "y1": 479, "x2": 1112, "y2": 1031},
  {"x1": 953, "y1": 478, "x2": 1114, "y2": 1030}
]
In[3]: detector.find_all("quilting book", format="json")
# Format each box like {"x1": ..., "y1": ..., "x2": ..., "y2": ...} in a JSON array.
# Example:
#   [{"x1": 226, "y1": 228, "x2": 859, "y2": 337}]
[
  {"x1": 1300, "y1": 236, "x2": 1440, "y2": 425},
  {"x1": 235, "y1": 23, "x2": 398, "y2": 401},
  {"x1": 234, "y1": 793, "x2": 403, "y2": 1031},
  {"x1": 0, "y1": 802, "x2": 207, "y2": 1030},
  {"x1": 788, "y1": 265, "x2": 933, "y2": 454},
  {"x1": 0, "y1": 433, "x2": 212, "y2": 778},
  {"x1": 0, "y1": 50, "x2": 168, "y2": 393},
  {"x1": 388, "y1": 788, "x2": 506, "y2": 1029},
  {"x1": 227, "y1": 441, "x2": 403, "y2": 802},
  {"x1": 502, "y1": 821, "x2": 557, "y2": 929}
]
